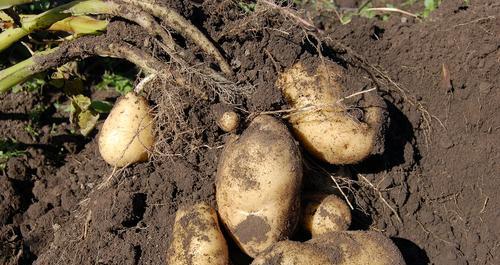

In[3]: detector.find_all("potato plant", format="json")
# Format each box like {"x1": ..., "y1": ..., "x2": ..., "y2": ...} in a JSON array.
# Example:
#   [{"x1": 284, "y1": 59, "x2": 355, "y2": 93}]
[{"x1": 1, "y1": 2, "x2": 407, "y2": 264}]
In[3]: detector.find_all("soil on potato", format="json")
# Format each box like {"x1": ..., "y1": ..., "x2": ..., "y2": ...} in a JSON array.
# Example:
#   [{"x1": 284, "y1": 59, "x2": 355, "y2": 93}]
[{"x1": 1, "y1": 0, "x2": 499, "y2": 264}]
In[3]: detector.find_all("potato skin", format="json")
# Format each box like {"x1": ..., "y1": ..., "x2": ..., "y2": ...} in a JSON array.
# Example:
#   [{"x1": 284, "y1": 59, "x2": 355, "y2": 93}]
[
  {"x1": 276, "y1": 60, "x2": 385, "y2": 164},
  {"x1": 301, "y1": 194, "x2": 351, "y2": 237},
  {"x1": 216, "y1": 115, "x2": 302, "y2": 257},
  {"x1": 217, "y1": 111, "x2": 239, "y2": 132},
  {"x1": 166, "y1": 202, "x2": 229, "y2": 265},
  {"x1": 307, "y1": 231, "x2": 406, "y2": 265},
  {"x1": 251, "y1": 241, "x2": 337, "y2": 265},
  {"x1": 98, "y1": 92, "x2": 154, "y2": 167},
  {"x1": 251, "y1": 231, "x2": 406, "y2": 265}
]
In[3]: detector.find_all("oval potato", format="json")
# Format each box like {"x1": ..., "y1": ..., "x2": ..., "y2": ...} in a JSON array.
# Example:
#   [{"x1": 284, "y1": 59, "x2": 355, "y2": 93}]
[
  {"x1": 301, "y1": 194, "x2": 351, "y2": 237},
  {"x1": 251, "y1": 240, "x2": 337, "y2": 265},
  {"x1": 251, "y1": 231, "x2": 406, "y2": 265},
  {"x1": 276, "y1": 60, "x2": 385, "y2": 164},
  {"x1": 98, "y1": 92, "x2": 154, "y2": 167},
  {"x1": 308, "y1": 231, "x2": 406, "y2": 265},
  {"x1": 216, "y1": 115, "x2": 302, "y2": 257},
  {"x1": 166, "y1": 202, "x2": 229, "y2": 265}
]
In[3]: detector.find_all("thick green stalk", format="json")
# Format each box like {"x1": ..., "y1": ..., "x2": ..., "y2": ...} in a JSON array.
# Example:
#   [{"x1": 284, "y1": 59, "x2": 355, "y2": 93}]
[
  {"x1": 0, "y1": 0, "x2": 117, "y2": 52},
  {"x1": 0, "y1": 48, "x2": 57, "y2": 92},
  {"x1": 0, "y1": 0, "x2": 33, "y2": 10}
]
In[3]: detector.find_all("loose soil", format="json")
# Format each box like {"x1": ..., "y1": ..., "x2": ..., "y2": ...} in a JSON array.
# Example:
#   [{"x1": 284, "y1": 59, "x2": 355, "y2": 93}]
[{"x1": 1, "y1": 0, "x2": 499, "y2": 264}]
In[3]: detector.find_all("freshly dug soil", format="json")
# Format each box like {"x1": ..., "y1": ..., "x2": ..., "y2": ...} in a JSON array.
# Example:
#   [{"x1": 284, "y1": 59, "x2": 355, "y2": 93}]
[{"x1": 0, "y1": 0, "x2": 498, "y2": 264}]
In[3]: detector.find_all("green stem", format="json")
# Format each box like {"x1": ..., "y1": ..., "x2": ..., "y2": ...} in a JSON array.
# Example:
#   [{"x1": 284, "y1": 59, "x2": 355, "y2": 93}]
[
  {"x1": 0, "y1": 0, "x2": 117, "y2": 52},
  {"x1": 0, "y1": 0, "x2": 33, "y2": 10},
  {"x1": 0, "y1": 48, "x2": 57, "y2": 92}
]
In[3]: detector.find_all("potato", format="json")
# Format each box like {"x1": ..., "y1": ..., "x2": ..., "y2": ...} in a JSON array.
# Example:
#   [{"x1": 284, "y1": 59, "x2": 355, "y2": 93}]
[
  {"x1": 307, "y1": 231, "x2": 406, "y2": 265},
  {"x1": 217, "y1": 111, "x2": 239, "y2": 132},
  {"x1": 166, "y1": 202, "x2": 229, "y2": 265},
  {"x1": 276, "y1": 59, "x2": 385, "y2": 164},
  {"x1": 251, "y1": 240, "x2": 335, "y2": 265},
  {"x1": 98, "y1": 92, "x2": 154, "y2": 167},
  {"x1": 251, "y1": 231, "x2": 406, "y2": 265},
  {"x1": 216, "y1": 115, "x2": 302, "y2": 257},
  {"x1": 300, "y1": 194, "x2": 351, "y2": 237}
]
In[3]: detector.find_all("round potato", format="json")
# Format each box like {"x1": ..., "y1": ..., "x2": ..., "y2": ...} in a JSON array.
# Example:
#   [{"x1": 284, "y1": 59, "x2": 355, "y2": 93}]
[
  {"x1": 217, "y1": 111, "x2": 239, "y2": 132},
  {"x1": 276, "y1": 60, "x2": 385, "y2": 164},
  {"x1": 98, "y1": 92, "x2": 154, "y2": 167},
  {"x1": 166, "y1": 202, "x2": 229, "y2": 265},
  {"x1": 301, "y1": 194, "x2": 351, "y2": 237},
  {"x1": 216, "y1": 115, "x2": 302, "y2": 257}
]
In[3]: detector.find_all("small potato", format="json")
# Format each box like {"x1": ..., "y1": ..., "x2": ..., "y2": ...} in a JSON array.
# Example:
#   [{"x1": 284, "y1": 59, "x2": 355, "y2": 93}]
[
  {"x1": 251, "y1": 231, "x2": 406, "y2": 265},
  {"x1": 301, "y1": 194, "x2": 351, "y2": 237},
  {"x1": 216, "y1": 115, "x2": 302, "y2": 257},
  {"x1": 166, "y1": 202, "x2": 229, "y2": 265},
  {"x1": 276, "y1": 59, "x2": 385, "y2": 164},
  {"x1": 217, "y1": 111, "x2": 239, "y2": 132},
  {"x1": 98, "y1": 92, "x2": 154, "y2": 167}
]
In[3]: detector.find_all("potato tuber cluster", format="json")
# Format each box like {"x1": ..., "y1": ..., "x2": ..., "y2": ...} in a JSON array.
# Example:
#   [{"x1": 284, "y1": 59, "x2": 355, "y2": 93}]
[{"x1": 165, "y1": 57, "x2": 402, "y2": 264}]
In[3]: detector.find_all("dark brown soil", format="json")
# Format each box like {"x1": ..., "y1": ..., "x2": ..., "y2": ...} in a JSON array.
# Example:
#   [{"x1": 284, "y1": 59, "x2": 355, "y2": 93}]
[{"x1": 1, "y1": 0, "x2": 499, "y2": 264}]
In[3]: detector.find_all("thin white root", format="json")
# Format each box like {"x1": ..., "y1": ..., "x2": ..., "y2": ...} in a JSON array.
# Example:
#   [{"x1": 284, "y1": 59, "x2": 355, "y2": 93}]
[
  {"x1": 135, "y1": 73, "x2": 157, "y2": 93},
  {"x1": 366, "y1": 7, "x2": 420, "y2": 19},
  {"x1": 358, "y1": 173, "x2": 402, "y2": 223}
]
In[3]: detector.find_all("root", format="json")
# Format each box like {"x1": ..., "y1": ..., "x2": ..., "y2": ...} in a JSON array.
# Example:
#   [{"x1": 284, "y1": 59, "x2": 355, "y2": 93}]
[
  {"x1": 119, "y1": 0, "x2": 233, "y2": 75},
  {"x1": 154, "y1": 39, "x2": 252, "y2": 103},
  {"x1": 112, "y1": 4, "x2": 178, "y2": 55},
  {"x1": 253, "y1": 87, "x2": 377, "y2": 120},
  {"x1": 357, "y1": 173, "x2": 402, "y2": 224}
]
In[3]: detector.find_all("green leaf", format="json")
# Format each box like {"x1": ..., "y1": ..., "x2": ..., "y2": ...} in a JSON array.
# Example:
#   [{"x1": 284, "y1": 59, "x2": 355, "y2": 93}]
[
  {"x1": 90, "y1": 100, "x2": 113, "y2": 113},
  {"x1": 238, "y1": 2, "x2": 256, "y2": 13},
  {"x1": 77, "y1": 109, "x2": 99, "y2": 136},
  {"x1": 359, "y1": 3, "x2": 376, "y2": 19},
  {"x1": 96, "y1": 72, "x2": 133, "y2": 95},
  {"x1": 340, "y1": 13, "x2": 353, "y2": 25},
  {"x1": 12, "y1": 76, "x2": 45, "y2": 93}
]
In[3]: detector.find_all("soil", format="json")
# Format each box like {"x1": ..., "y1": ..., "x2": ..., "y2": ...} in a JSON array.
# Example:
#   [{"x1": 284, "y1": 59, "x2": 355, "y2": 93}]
[{"x1": 1, "y1": 0, "x2": 499, "y2": 264}]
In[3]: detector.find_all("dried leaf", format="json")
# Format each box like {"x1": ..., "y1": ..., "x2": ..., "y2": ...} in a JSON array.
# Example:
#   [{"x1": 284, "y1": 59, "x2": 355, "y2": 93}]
[
  {"x1": 72, "y1": 94, "x2": 91, "y2": 110},
  {"x1": 78, "y1": 110, "x2": 99, "y2": 136},
  {"x1": 48, "y1": 16, "x2": 108, "y2": 35},
  {"x1": 440, "y1": 63, "x2": 452, "y2": 92}
]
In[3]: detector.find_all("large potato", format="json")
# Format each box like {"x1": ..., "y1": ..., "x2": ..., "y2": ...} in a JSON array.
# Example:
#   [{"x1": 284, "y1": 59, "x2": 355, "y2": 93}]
[
  {"x1": 98, "y1": 92, "x2": 154, "y2": 167},
  {"x1": 308, "y1": 231, "x2": 406, "y2": 265},
  {"x1": 251, "y1": 241, "x2": 335, "y2": 265},
  {"x1": 216, "y1": 115, "x2": 302, "y2": 257},
  {"x1": 300, "y1": 194, "x2": 351, "y2": 237},
  {"x1": 166, "y1": 202, "x2": 229, "y2": 265},
  {"x1": 276, "y1": 59, "x2": 385, "y2": 164},
  {"x1": 251, "y1": 231, "x2": 406, "y2": 265}
]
